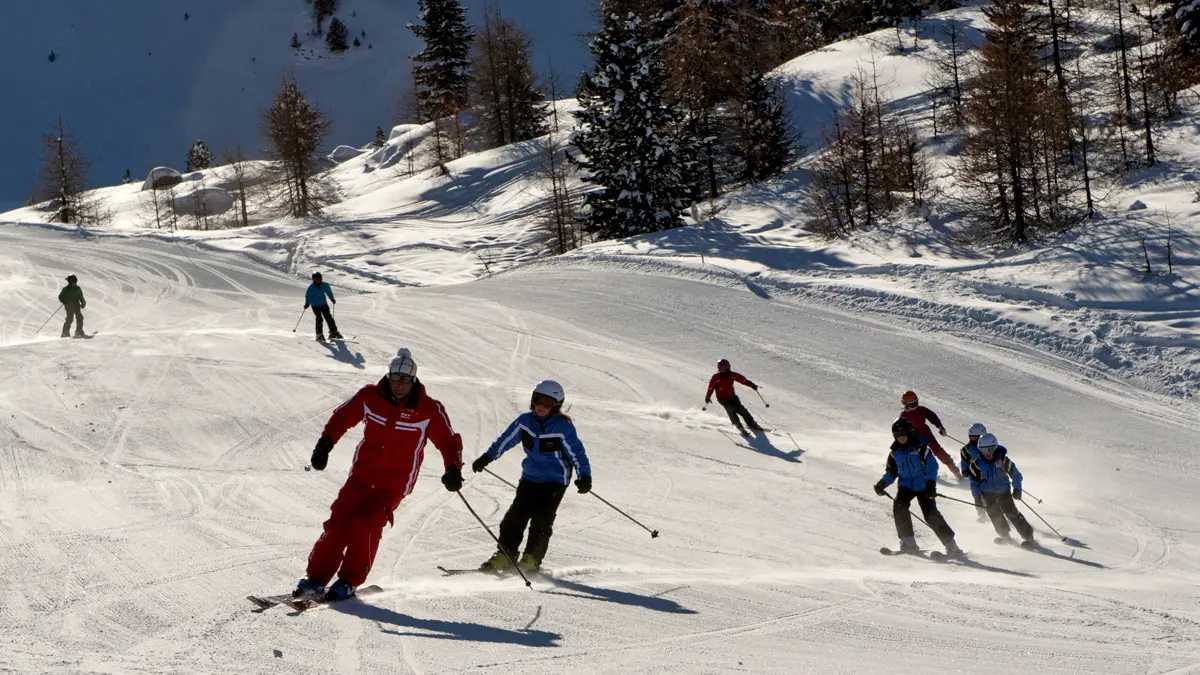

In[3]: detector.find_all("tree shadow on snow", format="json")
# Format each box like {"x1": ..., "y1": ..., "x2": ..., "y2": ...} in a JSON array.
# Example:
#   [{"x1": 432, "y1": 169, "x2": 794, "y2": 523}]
[
  {"x1": 318, "y1": 340, "x2": 366, "y2": 369},
  {"x1": 541, "y1": 578, "x2": 698, "y2": 615},
  {"x1": 719, "y1": 429, "x2": 803, "y2": 463},
  {"x1": 332, "y1": 602, "x2": 562, "y2": 647}
]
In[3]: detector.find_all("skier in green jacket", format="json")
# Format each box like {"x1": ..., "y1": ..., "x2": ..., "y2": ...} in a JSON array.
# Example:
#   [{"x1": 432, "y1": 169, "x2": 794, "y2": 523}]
[{"x1": 58, "y1": 274, "x2": 86, "y2": 338}]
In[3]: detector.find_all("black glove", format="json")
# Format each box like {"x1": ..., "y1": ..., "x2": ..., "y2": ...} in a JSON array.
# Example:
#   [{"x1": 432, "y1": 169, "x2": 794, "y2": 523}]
[
  {"x1": 310, "y1": 436, "x2": 333, "y2": 470},
  {"x1": 575, "y1": 474, "x2": 592, "y2": 494},
  {"x1": 873, "y1": 481, "x2": 887, "y2": 496},
  {"x1": 303, "y1": 304, "x2": 309, "y2": 310},
  {"x1": 331, "y1": 299, "x2": 336, "y2": 304},
  {"x1": 1012, "y1": 489, "x2": 1022, "y2": 501},
  {"x1": 441, "y1": 465, "x2": 463, "y2": 492},
  {"x1": 925, "y1": 480, "x2": 937, "y2": 499},
  {"x1": 471, "y1": 454, "x2": 493, "y2": 473}
]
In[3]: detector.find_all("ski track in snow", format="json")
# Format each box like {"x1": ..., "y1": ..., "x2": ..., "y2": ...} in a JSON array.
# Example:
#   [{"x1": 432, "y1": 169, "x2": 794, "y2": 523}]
[{"x1": 2, "y1": 227, "x2": 1200, "y2": 673}]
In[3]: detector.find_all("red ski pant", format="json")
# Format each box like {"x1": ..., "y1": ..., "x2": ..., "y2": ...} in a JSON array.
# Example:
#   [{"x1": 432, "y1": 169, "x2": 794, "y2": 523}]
[
  {"x1": 306, "y1": 478, "x2": 405, "y2": 587},
  {"x1": 918, "y1": 432, "x2": 960, "y2": 476}
]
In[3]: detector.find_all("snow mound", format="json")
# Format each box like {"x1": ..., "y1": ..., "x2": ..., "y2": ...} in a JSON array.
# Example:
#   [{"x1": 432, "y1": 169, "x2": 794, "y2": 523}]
[{"x1": 142, "y1": 167, "x2": 182, "y2": 191}]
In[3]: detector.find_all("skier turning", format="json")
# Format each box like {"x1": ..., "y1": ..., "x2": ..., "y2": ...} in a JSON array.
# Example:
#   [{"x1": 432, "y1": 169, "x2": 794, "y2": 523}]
[
  {"x1": 705, "y1": 359, "x2": 763, "y2": 435},
  {"x1": 294, "y1": 348, "x2": 463, "y2": 602},
  {"x1": 304, "y1": 272, "x2": 343, "y2": 342},
  {"x1": 963, "y1": 432, "x2": 1036, "y2": 547},
  {"x1": 874, "y1": 418, "x2": 963, "y2": 556},
  {"x1": 898, "y1": 390, "x2": 963, "y2": 479},
  {"x1": 58, "y1": 274, "x2": 86, "y2": 338},
  {"x1": 959, "y1": 423, "x2": 990, "y2": 522},
  {"x1": 470, "y1": 380, "x2": 592, "y2": 573}
]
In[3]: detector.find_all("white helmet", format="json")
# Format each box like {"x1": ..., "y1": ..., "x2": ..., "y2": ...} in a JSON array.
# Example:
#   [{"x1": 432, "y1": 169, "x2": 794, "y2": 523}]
[
  {"x1": 977, "y1": 433, "x2": 999, "y2": 454},
  {"x1": 532, "y1": 379, "x2": 565, "y2": 403},
  {"x1": 389, "y1": 348, "x2": 417, "y2": 378},
  {"x1": 968, "y1": 423, "x2": 987, "y2": 436}
]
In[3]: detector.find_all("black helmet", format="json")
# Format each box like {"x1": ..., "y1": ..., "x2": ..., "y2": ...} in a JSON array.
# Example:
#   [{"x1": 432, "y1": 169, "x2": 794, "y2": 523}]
[
  {"x1": 65, "y1": 274, "x2": 78, "y2": 283},
  {"x1": 311, "y1": 272, "x2": 322, "y2": 280},
  {"x1": 891, "y1": 418, "x2": 914, "y2": 435}
]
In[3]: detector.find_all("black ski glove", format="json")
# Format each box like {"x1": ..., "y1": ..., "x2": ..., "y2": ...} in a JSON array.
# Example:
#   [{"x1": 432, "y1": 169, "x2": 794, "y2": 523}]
[
  {"x1": 575, "y1": 474, "x2": 592, "y2": 494},
  {"x1": 873, "y1": 481, "x2": 887, "y2": 496},
  {"x1": 1012, "y1": 489, "x2": 1022, "y2": 501},
  {"x1": 441, "y1": 465, "x2": 463, "y2": 492},
  {"x1": 925, "y1": 480, "x2": 937, "y2": 499},
  {"x1": 310, "y1": 436, "x2": 333, "y2": 470},
  {"x1": 303, "y1": 304, "x2": 309, "y2": 310},
  {"x1": 471, "y1": 454, "x2": 493, "y2": 473}
]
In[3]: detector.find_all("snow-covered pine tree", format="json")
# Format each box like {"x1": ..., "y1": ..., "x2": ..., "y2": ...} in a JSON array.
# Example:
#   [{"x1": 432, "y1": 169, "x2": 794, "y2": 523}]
[
  {"x1": 571, "y1": 11, "x2": 688, "y2": 239},
  {"x1": 327, "y1": 17, "x2": 349, "y2": 52},
  {"x1": 1180, "y1": 0, "x2": 1200, "y2": 58},
  {"x1": 185, "y1": 140, "x2": 213, "y2": 172},
  {"x1": 409, "y1": 0, "x2": 473, "y2": 163},
  {"x1": 734, "y1": 71, "x2": 793, "y2": 182},
  {"x1": 291, "y1": 32, "x2": 302, "y2": 49}
]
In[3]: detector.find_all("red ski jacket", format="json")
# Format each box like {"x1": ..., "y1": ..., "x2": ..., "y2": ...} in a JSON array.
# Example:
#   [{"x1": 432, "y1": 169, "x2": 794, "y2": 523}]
[
  {"x1": 706, "y1": 372, "x2": 757, "y2": 401},
  {"x1": 322, "y1": 379, "x2": 463, "y2": 493},
  {"x1": 899, "y1": 406, "x2": 944, "y2": 436}
]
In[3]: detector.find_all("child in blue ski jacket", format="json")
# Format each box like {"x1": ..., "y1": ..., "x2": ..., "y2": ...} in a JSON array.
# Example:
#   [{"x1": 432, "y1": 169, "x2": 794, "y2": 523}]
[
  {"x1": 959, "y1": 422, "x2": 990, "y2": 522},
  {"x1": 962, "y1": 433, "x2": 1035, "y2": 545},
  {"x1": 303, "y1": 272, "x2": 342, "y2": 341},
  {"x1": 874, "y1": 417, "x2": 961, "y2": 555},
  {"x1": 471, "y1": 380, "x2": 592, "y2": 573}
]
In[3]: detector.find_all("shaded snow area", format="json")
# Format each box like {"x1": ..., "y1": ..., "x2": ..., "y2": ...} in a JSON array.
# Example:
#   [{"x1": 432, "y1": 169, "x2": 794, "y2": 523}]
[{"x1": 2, "y1": 225, "x2": 1200, "y2": 674}]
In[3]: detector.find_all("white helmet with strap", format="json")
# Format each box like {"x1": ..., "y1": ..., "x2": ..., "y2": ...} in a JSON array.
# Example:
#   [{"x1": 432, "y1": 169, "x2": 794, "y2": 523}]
[
  {"x1": 977, "y1": 433, "x2": 999, "y2": 454},
  {"x1": 533, "y1": 379, "x2": 564, "y2": 403},
  {"x1": 968, "y1": 422, "x2": 987, "y2": 436}
]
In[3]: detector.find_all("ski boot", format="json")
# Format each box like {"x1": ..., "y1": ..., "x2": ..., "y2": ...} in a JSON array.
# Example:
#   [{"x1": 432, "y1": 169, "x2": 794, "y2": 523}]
[
  {"x1": 1019, "y1": 537, "x2": 1036, "y2": 550},
  {"x1": 735, "y1": 424, "x2": 749, "y2": 437},
  {"x1": 323, "y1": 579, "x2": 356, "y2": 602},
  {"x1": 74, "y1": 331, "x2": 86, "y2": 338},
  {"x1": 329, "y1": 331, "x2": 343, "y2": 340},
  {"x1": 517, "y1": 553, "x2": 540, "y2": 573},
  {"x1": 479, "y1": 549, "x2": 514, "y2": 573},
  {"x1": 994, "y1": 534, "x2": 1013, "y2": 545},
  {"x1": 943, "y1": 540, "x2": 965, "y2": 558},
  {"x1": 748, "y1": 423, "x2": 764, "y2": 433},
  {"x1": 898, "y1": 536, "x2": 920, "y2": 554},
  {"x1": 293, "y1": 577, "x2": 325, "y2": 600},
  {"x1": 61, "y1": 329, "x2": 71, "y2": 338},
  {"x1": 316, "y1": 333, "x2": 327, "y2": 343}
]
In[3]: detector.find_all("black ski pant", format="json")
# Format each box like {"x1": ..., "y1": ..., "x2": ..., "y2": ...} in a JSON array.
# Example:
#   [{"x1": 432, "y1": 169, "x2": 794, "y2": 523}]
[
  {"x1": 981, "y1": 491, "x2": 1034, "y2": 540},
  {"x1": 497, "y1": 478, "x2": 569, "y2": 565},
  {"x1": 893, "y1": 486, "x2": 956, "y2": 546},
  {"x1": 312, "y1": 304, "x2": 338, "y2": 337},
  {"x1": 718, "y1": 396, "x2": 759, "y2": 431},
  {"x1": 62, "y1": 303, "x2": 84, "y2": 336}
]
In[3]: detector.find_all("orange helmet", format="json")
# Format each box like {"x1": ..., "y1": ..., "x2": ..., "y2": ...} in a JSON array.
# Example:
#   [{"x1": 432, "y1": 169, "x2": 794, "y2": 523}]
[{"x1": 901, "y1": 391, "x2": 919, "y2": 406}]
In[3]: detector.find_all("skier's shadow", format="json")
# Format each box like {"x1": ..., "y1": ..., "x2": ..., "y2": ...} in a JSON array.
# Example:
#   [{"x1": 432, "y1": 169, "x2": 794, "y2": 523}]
[
  {"x1": 541, "y1": 578, "x2": 698, "y2": 614},
  {"x1": 1029, "y1": 544, "x2": 1105, "y2": 569},
  {"x1": 332, "y1": 603, "x2": 561, "y2": 647},
  {"x1": 721, "y1": 429, "x2": 803, "y2": 463},
  {"x1": 319, "y1": 340, "x2": 366, "y2": 369}
]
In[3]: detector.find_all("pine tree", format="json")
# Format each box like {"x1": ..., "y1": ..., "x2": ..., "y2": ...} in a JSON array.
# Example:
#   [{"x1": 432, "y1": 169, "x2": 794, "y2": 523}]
[
  {"x1": 291, "y1": 32, "x2": 302, "y2": 48},
  {"x1": 571, "y1": 11, "x2": 688, "y2": 239},
  {"x1": 872, "y1": 0, "x2": 925, "y2": 51},
  {"x1": 374, "y1": 126, "x2": 388, "y2": 148},
  {"x1": 409, "y1": 0, "x2": 473, "y2": 162},
  {"x1": 734, "y1": 72, "x2": 794, "y2": 182},
  {"x1": 185, "y1": 140, "x2": 213, "y2": 171},
  {"x1": 312, "y1": 0, "x2": 338, "y2": 35},
  {"x1": 39, "y1": 115, "x2": 92, "y2": 224},
  {"x1": 261, "y1": 76, "x2": 334, "y2": 217},
  {"x1": 1180, "y1": 0, "x2": 1200, "y2": 58},
  {"x1": 471, "y1": 1, "x2": 548, "y2": 148},
  {"x1": 327, "y1": 17, "x2": 349, "y2": 52},
  {"x1": 122, "y1": 168, "x2": 133, "y2": 184}
]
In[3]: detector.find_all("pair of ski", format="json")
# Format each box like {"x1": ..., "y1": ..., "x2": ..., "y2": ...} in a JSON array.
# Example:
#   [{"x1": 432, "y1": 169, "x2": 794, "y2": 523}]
[
  {"x1": 315, "y1": 335, "x2": 356, "y2": 343},
  {"x1": 437, "y1": 565, "x2": 552, "y2": 579},
  {"x1": 879, "y1": 547, "x2": 965, "y2": 562},
  {"x1": 247, "y1": 584, "x2": 382, "y2": 613}
]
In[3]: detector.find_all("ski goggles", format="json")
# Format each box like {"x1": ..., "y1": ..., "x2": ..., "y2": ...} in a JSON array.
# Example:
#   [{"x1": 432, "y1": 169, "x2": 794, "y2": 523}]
[
  {"x1": 903, "y1": 401, "x2": 919, "y2": 410},
  {"x1": 388, "y1": 373, "x2": 415, "y2": 383},
  {"x1": 532, "y1": 393, "x2": 559, "y2": 408}
]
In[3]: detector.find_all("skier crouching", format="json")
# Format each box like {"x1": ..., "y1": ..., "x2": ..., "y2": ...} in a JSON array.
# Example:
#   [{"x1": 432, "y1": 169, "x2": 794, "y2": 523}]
[
  {"x1": 470, "y1": 380, "x2": 592, "y2": 573},
  {"x1": 963, "y1": 433, "x2": 1036, "y2": 548},
  {"x1": 874, "y1": 418, "x2": 963, "y2": 556}
]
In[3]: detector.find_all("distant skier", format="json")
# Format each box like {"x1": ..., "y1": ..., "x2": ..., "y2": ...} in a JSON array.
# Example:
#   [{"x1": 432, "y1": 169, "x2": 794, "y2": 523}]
[
  {"x1": 294, "y1": 348, "x2": 463, "y2": 602},
  {"x1": 705, "y1": 359, "x2": 763, "y2": 435},
  {"x1": 963, "y1": 433, "x2": 1036, "y2": 547},
  {"x1": 470, "y1": 380, "x2": 592, "y2": 573},
  {"x1": 874, "y1": 418, "x2": 963, "y2": 556},
  {"x1": 304, "y1": 272, "x2": 343, "y2": 342},
  {"x1": 898, "y1": 390, "x2": 963, "y2": 479},
  {"x1": 58, "y1": 274, "x2": 86, "y2": 338},
  {"x1": 959, "y1": 423, "x2": 990, "y2": 522}
]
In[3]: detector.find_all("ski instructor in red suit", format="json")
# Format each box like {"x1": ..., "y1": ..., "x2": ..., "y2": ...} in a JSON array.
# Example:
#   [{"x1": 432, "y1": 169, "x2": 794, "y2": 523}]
[{"x1": 293, "y1": 348, "x2": 464, "y2": 603}]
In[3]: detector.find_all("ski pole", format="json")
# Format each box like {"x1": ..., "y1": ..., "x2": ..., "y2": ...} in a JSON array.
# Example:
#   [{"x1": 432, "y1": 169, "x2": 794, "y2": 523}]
[
  {"x1": 590, "y1": 490, "x2": 660, "y2": 538},
  {"x1": 1017, "y1": 499, "x2": 1066, "y2": 541},
  {"x1": 882, "y1": 490, "x2": 932, "y2": 530},
  {"x1": 755, "y1": 389, "x2": 770, "y2": 408},
  {"x1": 701, "y1": 401, "x2": 708, "y2": 412},
  {"x1": 1021, "y1": 489, "x2": 1044, "y2": 504},
  {"x1": 35, "y1": 305, "x2": 62, "y2": 335},
  {"x1": 292, "y1": 307, "x2": 307, "y2": 332},
  {"x1": 944, "y1": 433, "x2": 966, "y2": 446},
  {"x1": 456, "y1": 491, "x2": 532, "y2": 588},
  {"x1": 936, "y1": 492, "x2": 977, "y2": 507},
  {"x1": 484, "y1": 467, "x2": 517, "y2": 489}
]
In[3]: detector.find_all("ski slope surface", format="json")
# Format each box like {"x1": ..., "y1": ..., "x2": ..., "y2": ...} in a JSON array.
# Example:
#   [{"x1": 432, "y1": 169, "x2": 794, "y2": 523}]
[{"x1": 2, "y1": 225, "x2": 1199, "y2": 674}]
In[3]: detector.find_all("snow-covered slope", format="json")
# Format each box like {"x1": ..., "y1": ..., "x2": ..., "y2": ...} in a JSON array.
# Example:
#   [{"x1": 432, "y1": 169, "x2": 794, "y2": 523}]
[
  {"x1": 0, "y1": 0, "x2": 593, "y2": 211},
  {"x1": 3, "y1": 223, "x2": 1200, "y2": 673}
]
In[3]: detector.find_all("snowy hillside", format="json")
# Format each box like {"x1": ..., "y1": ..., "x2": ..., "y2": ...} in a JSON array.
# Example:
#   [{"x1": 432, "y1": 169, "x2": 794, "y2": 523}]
[{"x1": 0, "y1": 0, "x2": 593, "y2": 211}]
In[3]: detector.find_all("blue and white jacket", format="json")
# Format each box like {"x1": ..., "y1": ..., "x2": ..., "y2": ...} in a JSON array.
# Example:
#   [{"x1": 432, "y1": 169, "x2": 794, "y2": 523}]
[
  {"x1": 305, "y1": 282, "x2": 335, "y2": 307},
  {"x1": 878, "y1": 437, "x2": 939, "y2": 492},
  {"x1": 962, "y1": 445, "x2": 1023, "y2": 498},
  {"x1": 484, "y1": 412, "x2": 591, "y2": 485}
]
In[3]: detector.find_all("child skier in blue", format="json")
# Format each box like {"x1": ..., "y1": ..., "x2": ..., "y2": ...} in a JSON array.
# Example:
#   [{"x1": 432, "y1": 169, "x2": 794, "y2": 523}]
[
  {"x1": 471, "y1": 380, "x2": 592, "y2": 573},
  {"x1": 959, "y1": 422, "x2": 990, "y2": 522},
  {"x1": 962, "y1": 433, "x2": 1036, "y2": 547},
  {"x1": 874, "y1": 418, "x2": 963, "y2": 556}
]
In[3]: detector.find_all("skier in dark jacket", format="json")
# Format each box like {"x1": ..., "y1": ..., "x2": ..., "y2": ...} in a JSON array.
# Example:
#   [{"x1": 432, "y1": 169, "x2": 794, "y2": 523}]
[
  {"x1": 58, "y1": 274, "x2": 86, "y2": 338},
  {"x1": 874, "y1": 417, "x2": 963, "y2": 556},
  {"x1": 963, "y1": 433, "x2": 1036, "y2": 547},
  {"x1": 704, "y1": 359, "x2": 763, "y2": 435},
  {"x1": 304, "y1": 272, "x2": 342, "y2": 342},
  {"x1": 959, "y1": 422, "x2": 990, "y2": 522}
]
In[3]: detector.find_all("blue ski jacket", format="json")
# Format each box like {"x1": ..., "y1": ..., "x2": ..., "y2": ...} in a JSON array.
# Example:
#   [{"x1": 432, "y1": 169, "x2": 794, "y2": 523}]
[
  {"x1": 962, "y1": 445, "x2": 1023, "y2": 498},
  {"x1": 878, "y1": 437, "x2": 939, "y2": 492},
  {"x1": 305, "y1": 282, "x2": 335, "y2": 307},
  {"x1": 958, "y1": 441, "x2": 979, "y2": 478},
  {"x1": 483, "y1": 412, "x2": 591, "y2": 485}
]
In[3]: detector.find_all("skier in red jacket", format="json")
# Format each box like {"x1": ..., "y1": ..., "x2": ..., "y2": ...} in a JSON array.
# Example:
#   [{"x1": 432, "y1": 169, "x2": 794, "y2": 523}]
[
  {"x1": 898, "y1": 390, "x2": 963, "y2": 479},
  {"x1": 705, "y1": 359, "x2": 763, "y2": 435},
  {"x1": 294, "y1": 348, "x2": 464, "y2": 602}
]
